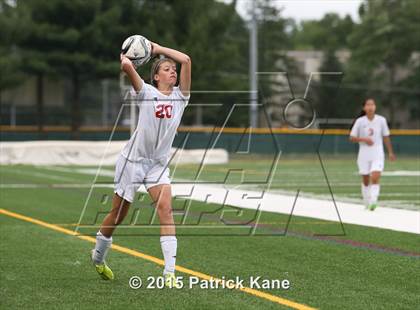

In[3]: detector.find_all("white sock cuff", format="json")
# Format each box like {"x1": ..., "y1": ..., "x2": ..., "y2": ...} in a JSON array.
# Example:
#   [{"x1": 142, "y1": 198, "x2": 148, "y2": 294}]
[
  {"x1": 97, "y1": 231, "x2": 112, "y2": 243},
  {"x1": 160, "y1": 235, "x2": 177, "y2": 243}
]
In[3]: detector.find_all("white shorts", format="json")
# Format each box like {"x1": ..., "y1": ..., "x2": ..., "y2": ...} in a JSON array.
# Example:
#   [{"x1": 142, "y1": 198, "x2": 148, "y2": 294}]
[
  {"x1": 357, "y1": 157, "x2": 385, "y2": 175},
  {"x1": 114, "y1": 155, "x2": 170, "y2": 203}
]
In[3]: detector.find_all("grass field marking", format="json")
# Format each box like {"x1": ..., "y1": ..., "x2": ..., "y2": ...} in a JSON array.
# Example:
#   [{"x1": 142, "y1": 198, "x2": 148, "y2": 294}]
[
  {"x1": 1, "y1": 166, "x2": 78, "y2": 182},
  {"x1": 40, "y1": 166, "x2": 116, "y2": 178},
  {"x1": 0, "y1": 208, "x2": 316, "y2": 310}
]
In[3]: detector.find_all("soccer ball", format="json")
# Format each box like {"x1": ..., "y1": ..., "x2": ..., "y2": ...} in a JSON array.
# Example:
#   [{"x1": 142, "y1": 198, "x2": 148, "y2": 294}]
[{"x1": 121, "y1": 35, "x2": 152, "y2": 67}]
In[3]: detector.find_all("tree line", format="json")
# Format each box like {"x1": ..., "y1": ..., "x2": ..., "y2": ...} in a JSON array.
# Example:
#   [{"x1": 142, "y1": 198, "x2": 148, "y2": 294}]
[{"x1": 1, "y1": 0, "x2": 419, "y2": 130}]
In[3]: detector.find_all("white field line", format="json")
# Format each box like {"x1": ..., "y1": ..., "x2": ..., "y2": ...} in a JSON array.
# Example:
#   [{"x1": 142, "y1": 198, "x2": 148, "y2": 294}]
[
  {"x1": 263, "y1": 189, "x2": 420, "y2": 210},
  {"x1": 163, "y1": 183, "x2": 420, "y2": 235},
  {"x1": 347, "y1": 193, "x2": 420, "y2": 197},
  {"x1": 40, "y1": 166, "x2": 115, "y2": 177},
  {"x1": 1, "y1": 167, "x2": 78, "y2": 182},
  {"x1": 382, "y1": 171, "x2": 420, "y2": 177},
  {"x1": 9, "y1": 166, "x2": 418, "y2": 186}
]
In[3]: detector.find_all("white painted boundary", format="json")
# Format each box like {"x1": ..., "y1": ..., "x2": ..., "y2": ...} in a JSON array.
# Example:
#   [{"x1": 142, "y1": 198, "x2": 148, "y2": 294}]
[
  {"x1": 0, "y1": 141, "x2": 228, "y2": 165},
  {"x1": 167, "y1": 183, "x2": 420, "y2": 235}
]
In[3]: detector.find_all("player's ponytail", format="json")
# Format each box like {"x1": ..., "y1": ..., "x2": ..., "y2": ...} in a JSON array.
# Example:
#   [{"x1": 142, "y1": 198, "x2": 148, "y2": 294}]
[{"x1": 350, "y1": 99, "x2": 369, "y2": 129}]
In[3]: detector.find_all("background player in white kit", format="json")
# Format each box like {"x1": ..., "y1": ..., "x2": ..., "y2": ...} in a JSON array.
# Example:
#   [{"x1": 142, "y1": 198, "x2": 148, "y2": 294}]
[
  {"x1": 91, "y1": 41, "x2": 191, "y2": 287},
  {"x1": 350, "y1": 98, "x2": 396, "y2": 211}
]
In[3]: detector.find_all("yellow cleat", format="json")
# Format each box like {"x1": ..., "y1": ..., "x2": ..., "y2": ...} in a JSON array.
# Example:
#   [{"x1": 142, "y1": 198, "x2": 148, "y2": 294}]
[
  {"x1": 91, "y1": 250, "x2": 114, "y2": 280},
  {"x1": 164, "y1": 272, "x2": 181, "y2": 288},
  {"x1": 368, "y1": 203, "x2": 377, "y2": 211},
  {"x1": 95, "y1": 263, "x2": 114, "y2": 280}
]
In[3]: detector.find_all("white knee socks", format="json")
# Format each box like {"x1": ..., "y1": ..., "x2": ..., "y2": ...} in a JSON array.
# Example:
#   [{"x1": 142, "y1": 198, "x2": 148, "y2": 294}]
[
  {"x1": 92, "y1": 231, "x2": 112, "y2": 264},
  {"x1": 370, "y1": 184, "x2": 380, "y2": 205},
  {"x1": 361, "y1": 183, "x2": 371, "y2": 205},
  {"x1": 160, "y1": 236, "x2": 177, "y2": 275},
  {"x1": 92, "y1": 232, "x2": 177, "y2": 273},
  {"x1": 92, "y1": 231, "x2": 177, "y2": 273}
]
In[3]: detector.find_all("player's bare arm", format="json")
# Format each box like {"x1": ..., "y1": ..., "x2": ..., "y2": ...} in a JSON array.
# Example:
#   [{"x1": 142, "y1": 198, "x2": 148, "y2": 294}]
[
  {"x1": 350, "y1": 136, "x2": 374, "y2": 146},
  {"x1": 151, "y1": 42, "x2": 191, "y2": 96},
  {"x1": 120, "y1": 53, "x2": 143, "y2": 92},
  {"x1": 383, "y1": 136, "x2": 396, "y2": 161}
]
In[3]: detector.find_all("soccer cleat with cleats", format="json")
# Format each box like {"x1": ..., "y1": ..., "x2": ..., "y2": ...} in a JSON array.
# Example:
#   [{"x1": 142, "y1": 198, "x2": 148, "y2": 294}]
[
  {"x1": 95, "y1": 263, "x2": 114, "y2": 280},
  {"x1": 164, "y1": 272, "x2": 181, "y2": 288},
  {"x1": 367, "y1": 203, "x2": 377, "y2": 211},
  {"x1": 91, "y1": 250, "x2": 114, "y2": 280}
]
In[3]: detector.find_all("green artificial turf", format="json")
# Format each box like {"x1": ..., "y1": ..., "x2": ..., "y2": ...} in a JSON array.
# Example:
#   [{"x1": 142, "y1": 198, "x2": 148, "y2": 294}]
[{"x1": 1, "y1": 158, "x2": 419, "y2": 309}]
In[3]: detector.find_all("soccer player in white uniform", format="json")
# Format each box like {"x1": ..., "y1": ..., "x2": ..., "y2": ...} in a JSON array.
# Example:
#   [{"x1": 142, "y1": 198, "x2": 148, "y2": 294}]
[
  {"x1": 350, "y1": 98, "x2": 396, "y2": 210},
  {"x1": 91, "y1": 41, "x2": 191, "y2": 287}
]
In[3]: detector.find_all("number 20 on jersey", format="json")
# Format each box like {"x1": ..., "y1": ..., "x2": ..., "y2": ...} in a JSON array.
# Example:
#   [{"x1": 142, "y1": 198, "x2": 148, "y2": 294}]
[{"x1": 155, "y1": 104, "x2": 173, "y2": 119}]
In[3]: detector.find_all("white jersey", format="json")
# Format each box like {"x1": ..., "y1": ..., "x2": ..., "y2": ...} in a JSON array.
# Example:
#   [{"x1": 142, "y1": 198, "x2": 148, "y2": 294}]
[
  {"x1": 350, "y1": 114, "x2": 390, "y2": 161},
  {"x1": 121, "y1": 83, "x2": 190, "y2": 164}
]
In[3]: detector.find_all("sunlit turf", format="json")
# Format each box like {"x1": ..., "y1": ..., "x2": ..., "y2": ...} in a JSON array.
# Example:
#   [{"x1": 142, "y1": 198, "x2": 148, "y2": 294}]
[{"x1": 1, "y1": 159, "x2": 419, "y2": 309}]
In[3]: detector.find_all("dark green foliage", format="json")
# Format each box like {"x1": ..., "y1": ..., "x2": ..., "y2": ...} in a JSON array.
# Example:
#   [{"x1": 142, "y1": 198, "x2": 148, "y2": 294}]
[
  {"x1": 290, "y1": 13, "x2": 354, "y2": 51},
  {"x1": 1, "y1": 0, "x2": 419, "y2": 128},
  {"x1": 344, "y1": 0, "x2": 420, "y2": 125}
]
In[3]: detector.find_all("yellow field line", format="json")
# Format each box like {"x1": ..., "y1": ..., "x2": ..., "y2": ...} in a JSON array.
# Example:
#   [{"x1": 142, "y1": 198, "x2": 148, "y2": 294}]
[
  {"x1": 1, "y1": 208, "x2": 315, "y2": 310},
  {"x1": 1, "y1": 125, "x2": 419, "y2": 135}
]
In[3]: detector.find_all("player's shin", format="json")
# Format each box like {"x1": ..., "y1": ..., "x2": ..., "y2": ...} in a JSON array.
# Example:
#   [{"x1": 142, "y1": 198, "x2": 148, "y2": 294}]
[
  {"x1": 370, "y1": 184, "x2": 380, "y2": 205},
  {"x1": 361, "y1": 183, "x2": 371, "y2": 206},
  {"x1": 92, "y1": 231, "x2": 112, "y2": 264},
  {"x1": 160, "y1": 235, "x2": 177, "y2": 275}
]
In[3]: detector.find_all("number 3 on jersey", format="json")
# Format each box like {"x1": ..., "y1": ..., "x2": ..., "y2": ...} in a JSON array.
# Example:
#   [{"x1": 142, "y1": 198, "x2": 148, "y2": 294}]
[{"x1": 155, "y1": 104, "x2": 173, "y2": 119}]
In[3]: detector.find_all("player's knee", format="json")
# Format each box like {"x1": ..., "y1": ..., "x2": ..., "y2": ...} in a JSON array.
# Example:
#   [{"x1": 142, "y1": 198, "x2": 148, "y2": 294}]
[
  {"x1": 157, "y1": 202, "x2": 172, "y2": 218},
  {"x1": 371, "y1": 177, "x2": 380, "y2": 184},
  {"x1": 371, "y1": 173, "x2": 381, "y2": 184},
  {"x1": 111, "y1": 205, "x2": 130, "y2": 225}
]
